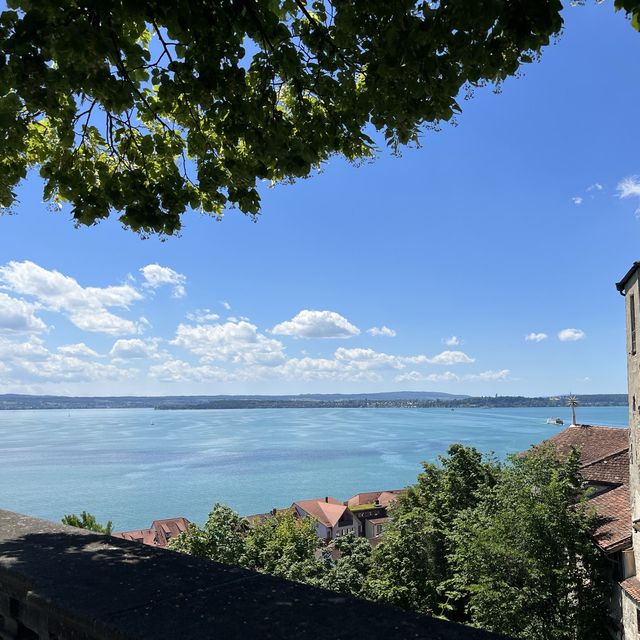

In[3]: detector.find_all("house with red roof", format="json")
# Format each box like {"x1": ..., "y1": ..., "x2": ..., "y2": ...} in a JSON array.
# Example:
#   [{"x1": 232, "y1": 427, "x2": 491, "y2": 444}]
[
  {"x1": 346, "y1": 490, "x2": 403, "y2": 540},
  {"x1": 292, "y1": 497, "x2": 356, "y2": 541},
  {"x1": 113, "y1": 517, "x2": 190, "y2": 548},
  {"x1": 291, "y1": 490, "x2": 404, "y2": 542}
]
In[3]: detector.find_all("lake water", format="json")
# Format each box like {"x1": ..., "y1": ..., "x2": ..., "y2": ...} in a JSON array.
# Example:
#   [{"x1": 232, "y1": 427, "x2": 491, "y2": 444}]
[{"x1": 0, "y1": 406, "x2": 628, "y2": 532}]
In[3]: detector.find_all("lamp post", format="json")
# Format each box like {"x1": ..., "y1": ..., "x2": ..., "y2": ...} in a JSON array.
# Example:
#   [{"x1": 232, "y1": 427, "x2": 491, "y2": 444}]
[{"x1": 567, "y1": 395, "x2": 578, "y2": 426}]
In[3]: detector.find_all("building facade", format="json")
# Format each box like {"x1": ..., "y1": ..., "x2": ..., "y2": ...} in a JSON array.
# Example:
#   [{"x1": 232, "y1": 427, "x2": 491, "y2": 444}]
[{"x1": 616, "y1": 262, "x2": 640, "y2": 638}]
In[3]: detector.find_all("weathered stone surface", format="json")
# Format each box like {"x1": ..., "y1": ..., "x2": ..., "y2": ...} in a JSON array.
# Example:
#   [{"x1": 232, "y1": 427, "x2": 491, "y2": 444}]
[{"x1": 0, "y1": 509, "x2": 509, "y2": 640}]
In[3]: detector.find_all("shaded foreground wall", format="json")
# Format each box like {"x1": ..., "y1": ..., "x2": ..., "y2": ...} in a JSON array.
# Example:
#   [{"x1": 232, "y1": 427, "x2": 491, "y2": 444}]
[{"x1": 0, "y1": 510, "x2": 508, "y2": 640}]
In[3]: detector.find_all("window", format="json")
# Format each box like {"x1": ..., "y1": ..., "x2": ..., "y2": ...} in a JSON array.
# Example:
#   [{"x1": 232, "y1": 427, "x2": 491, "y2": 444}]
[{"x1": 631, "y1": 294, "x2": 637, "y2": 355}]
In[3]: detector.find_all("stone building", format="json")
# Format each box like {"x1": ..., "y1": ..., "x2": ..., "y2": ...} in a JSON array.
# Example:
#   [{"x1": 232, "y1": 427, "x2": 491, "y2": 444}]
[{"x1": 616, "y1": 261, "x2": 640, "y2": 637}]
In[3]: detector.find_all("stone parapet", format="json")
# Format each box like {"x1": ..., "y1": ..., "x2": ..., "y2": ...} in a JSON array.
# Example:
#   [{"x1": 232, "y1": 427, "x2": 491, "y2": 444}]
[{"x1": 0, "y1": 509, "x2": 510, "y2": 640}]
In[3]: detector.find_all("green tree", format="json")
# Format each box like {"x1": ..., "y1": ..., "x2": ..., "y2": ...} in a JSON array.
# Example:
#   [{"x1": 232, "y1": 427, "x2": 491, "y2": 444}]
[
  {"x1": 242, "y1": 510, "x2": 323, "y2": 583},
  {"x1": 366, "y1": 444, "x2": 500, "y2": 616},
  {"x1": 449, "y1": 445, "x2": 610, "y2": 640},
  {"x1": 0, "y1": 0, "x2": 571, "y2": 235},
  {"x1": 167, "y1": 503, "x2": 246, "y2": 566},
  {"x1": 61, "y1": 510, "x2": 113, "y2": 535},
  {"x1": 319, "y1": 533, "x2": 372, "y2": 597},
  {"x1": 365, "y1": 508, "x2": 443, "y2": 614}
]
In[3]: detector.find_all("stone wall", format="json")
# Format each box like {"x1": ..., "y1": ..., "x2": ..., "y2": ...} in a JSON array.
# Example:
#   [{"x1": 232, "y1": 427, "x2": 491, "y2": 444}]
[
  {"x1": 622, "y1": 271, "x2": 640, "y2": 571},
  {"x1": 0, "y1": 509, "x2": 508, "y2": 640}
]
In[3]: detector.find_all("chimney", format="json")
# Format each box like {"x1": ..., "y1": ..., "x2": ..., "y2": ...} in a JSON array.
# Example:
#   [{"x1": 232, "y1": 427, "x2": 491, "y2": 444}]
[{"x1": 325, "y1": 496, "x2": 328, "y2": 503}]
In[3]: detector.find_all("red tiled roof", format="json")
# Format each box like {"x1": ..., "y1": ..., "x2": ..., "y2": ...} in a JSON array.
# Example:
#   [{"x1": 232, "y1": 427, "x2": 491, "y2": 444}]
[
  {"x1": 581, "y1": 449, "x2": 630, "y2": 487},
  {"x1": 151, "y1": 517, "x2": 190, "y2": 546},
  {"x1": 535, "y1": 424, "x2": 631, "y2": 555},
  {"x1": 589, "y1": 485, "x2": 632, "y2": 553},
  {"x1": 621, "y1": 576, "x2": 640, "y2": 603},
  {"x1": 293, "y1": 498, "x2": 346, "y2": 528},
  {"x1": 346, "y1": 490, "x2": 403, "y2": 507},
  {"x1": 112, "y1": 528, "x2": 155, "y2": 545},
  {"x1": 544, "y1": 425, "x2": 628, "y2": 465},
  {"x1": 113, "y1": 517, "x2": 190, "y2": 548}
]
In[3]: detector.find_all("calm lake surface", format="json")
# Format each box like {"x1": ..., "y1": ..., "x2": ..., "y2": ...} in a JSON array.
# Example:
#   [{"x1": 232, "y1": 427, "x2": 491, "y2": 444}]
[{"x1": 0, "y1": 406, "x2": 628, "y2": 531}]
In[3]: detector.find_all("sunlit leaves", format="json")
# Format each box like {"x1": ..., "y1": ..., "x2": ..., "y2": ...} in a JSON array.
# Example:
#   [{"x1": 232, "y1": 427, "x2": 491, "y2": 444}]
[{"x1": 0, "y1": 0, "x2": 568, "y2": 234}]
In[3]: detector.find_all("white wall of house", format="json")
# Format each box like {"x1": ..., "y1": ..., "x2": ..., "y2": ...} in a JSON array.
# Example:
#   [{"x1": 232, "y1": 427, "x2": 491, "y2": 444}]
[
  {"x1": 620, "y1": 588, "x2": 639, "y2": 639},
  {"x1": 365, "y1": 520, "x2": 386, "y2": 539},
  {"x1": 334, "y1": 524, "x2": 356, "y2": 538}
]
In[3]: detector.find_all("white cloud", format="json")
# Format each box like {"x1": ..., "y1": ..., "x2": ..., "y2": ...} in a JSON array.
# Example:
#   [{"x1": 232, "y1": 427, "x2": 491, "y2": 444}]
[
  {"x1": 395, "y1": 370, "x2": 459, "y2": 383},
  {"x1": 332, "y1": 347, "x2": 474, "y2": 371},
  {"x1": 0, "y1": 335, "x2": 49, "y2": 362},
  {"x1": 558, "y1": 328, "x2": 586, "y2": 342},
  {"x1": 421, "y1": 350, "x2": 475, "y2": 365},
  {"x1": 110, "y1": 338, "x2": 160, "y2": 360},
  {"x1": 17, "y1": 355, "x2": 133, "y2": 383},
  {"x1": 221, "y1": 301, "x2": 231, "y2": 310},
  {"x1": 444, "y1": 336, "x2": 460, "y2": 346},
  {"x1": 0, "y1": 336, "x2": 133, "y2": 383},
  {"x1": 0, "y1": 261, "x2": 143, "y2": 335},
  {"x1": 335, "y1": 347, "x2": 403, "y2": 370},
  {"x1": 587, "y1": 183, "x2": 603, "y2": 192},
  {"x1": 572, "y1": 196, "x2": 583, "y2": 205},
  {"x1": 271, "y1": 310, "x2": 360, "y2": 339},
  {"x1": 367, "y1": 326, "x2": 396, "y2": 337},
  {"x1": 617, "y1": 176, "x2": 640, "y2": 215},
  {"x1": 258, "y1": 345, "x2": 476, "y2": 384},
  {"x1": 394, "y1": 369, "x2": 510, "y2": 383},
  {"x1": 525, "y1": 332, "x2": 548, "y2": 342},
  {"x1": 617, "y1": 176, "x2": 640, "y2": 198},
  {"x1": 467, "y1": 369, "x2": 510, "y2": 381},
  {"x1": 57, "y1": 343, "x2": 100, "y2": 358},
  {"x1": 186, "y1": 309, "x2": 220, "y2": 323},
  {"x1": 149, "y1": 359, "x2": 230, "y2": 383},
  {"x1": 172, "y1": 319, "x2": 285, "y2": 365},
  {"x1": 271, "y1": 357, "x2": 382, "y2": 383},
  {"x1": 0, "y1": 292, "x2": 47, "y2": 333},
  {"x1": 140, "y1": 264, "x2": 186, "y2": 298}
]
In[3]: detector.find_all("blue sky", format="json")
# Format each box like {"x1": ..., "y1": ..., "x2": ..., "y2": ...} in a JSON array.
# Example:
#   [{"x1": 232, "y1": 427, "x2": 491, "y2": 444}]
[{"x1": 1, "y1": 2, "x2": 639, "y2": 397}]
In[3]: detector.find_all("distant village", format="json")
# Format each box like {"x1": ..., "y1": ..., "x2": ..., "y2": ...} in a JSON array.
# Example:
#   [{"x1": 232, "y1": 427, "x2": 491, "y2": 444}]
[
  {"x1": 114, "y1": 489, "x2": 402, "y2": 549},
  {"x1": 0, "y1": 392, "x2": 627, "y2": 411}
]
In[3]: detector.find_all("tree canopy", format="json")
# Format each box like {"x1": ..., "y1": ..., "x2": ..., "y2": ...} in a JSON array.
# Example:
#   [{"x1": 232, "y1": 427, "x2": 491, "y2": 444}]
[
  {"x1": 0, "y1": 0, "x2": 574, "y2": 235},
  {"x1": 165, "y1": 443, "x2": 611, "y2": 639},
  {"x1": 449, "y1": 446, "x2": 610, "y2": 640},
  {"x1": 61, "y1": 510, "x2": 113, "y2": 534}
]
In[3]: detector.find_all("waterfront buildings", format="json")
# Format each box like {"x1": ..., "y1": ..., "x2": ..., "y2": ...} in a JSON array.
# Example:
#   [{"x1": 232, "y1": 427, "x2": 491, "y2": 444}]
[{"x1": 113, "y1": 517, "x2": 190, "y2": 547}]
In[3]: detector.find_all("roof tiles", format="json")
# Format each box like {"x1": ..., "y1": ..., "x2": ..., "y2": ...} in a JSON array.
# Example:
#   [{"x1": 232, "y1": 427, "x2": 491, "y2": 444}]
[
  {"x1": 544, "y1": 425, "x2": 628, "y2": 465},
  {"x1": 589, "y1": 485, "x2": 632, "y2": 553},
  {"x1": 294, "y1": 498, "x2": 347, "y2": 528},
  {"x1": 541, "y1": 424, "x2": 632, "y2": 554},
  {"x1": 113, "y1": 517, "x2": 190, "y2": 548}
]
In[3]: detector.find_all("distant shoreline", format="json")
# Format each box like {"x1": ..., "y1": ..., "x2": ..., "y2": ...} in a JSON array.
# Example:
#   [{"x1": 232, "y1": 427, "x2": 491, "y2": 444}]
[{"x1": 0, "y1": 393, "x2": 627, "y2": 411}]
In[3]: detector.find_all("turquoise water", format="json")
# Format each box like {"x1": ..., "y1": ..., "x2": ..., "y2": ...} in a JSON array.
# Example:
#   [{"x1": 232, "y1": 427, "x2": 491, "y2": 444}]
[{"x1": 0, "y1": 406, "x2": 628, "y2": 531}]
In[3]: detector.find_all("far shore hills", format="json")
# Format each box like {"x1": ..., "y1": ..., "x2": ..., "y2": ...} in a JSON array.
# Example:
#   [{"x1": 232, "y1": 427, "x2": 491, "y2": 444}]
[{"x1": 0, "y1": 392, "x2": 628, "y2": 411}]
